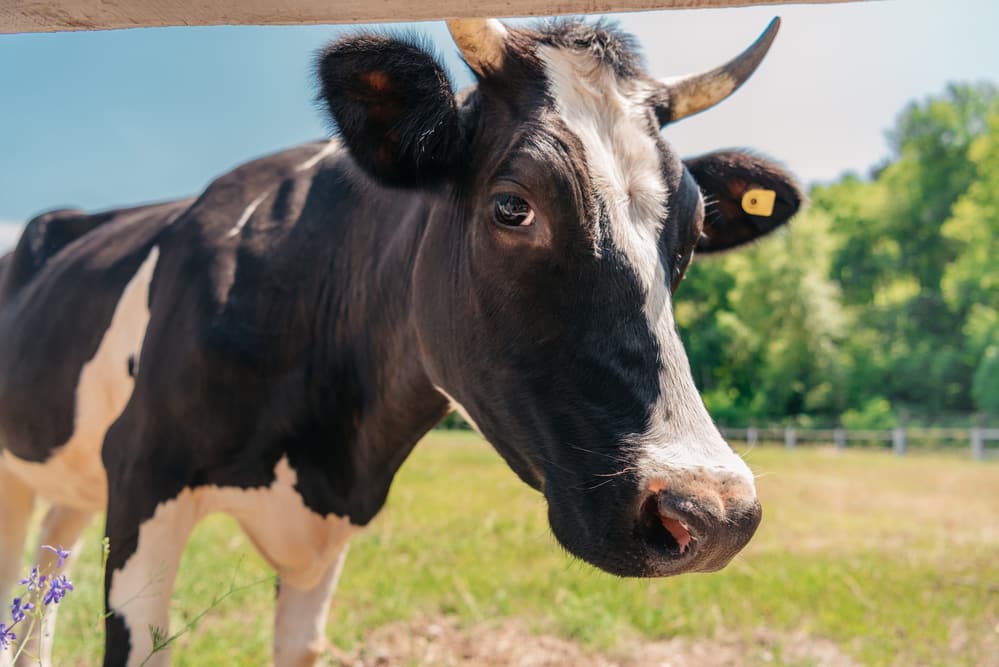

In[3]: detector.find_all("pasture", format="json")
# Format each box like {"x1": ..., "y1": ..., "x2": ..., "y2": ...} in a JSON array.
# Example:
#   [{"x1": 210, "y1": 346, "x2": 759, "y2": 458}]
[{"x1": 37, "y1": 432, "x2": 999, "y2": 666}]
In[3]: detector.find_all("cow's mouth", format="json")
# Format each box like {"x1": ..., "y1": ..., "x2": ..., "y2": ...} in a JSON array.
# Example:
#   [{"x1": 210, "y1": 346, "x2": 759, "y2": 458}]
[{"x1": 636, "y1": 494, "x2": 695, "y2": 558}]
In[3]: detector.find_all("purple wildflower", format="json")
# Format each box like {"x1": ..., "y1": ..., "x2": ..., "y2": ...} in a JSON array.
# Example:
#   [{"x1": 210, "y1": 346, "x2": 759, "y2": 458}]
[
  {"x1": 42, "y1": 575, "x2": 74, "y2": 606},
  {"x1": 0, "y1": 622, "x2": 15, "y2": 650},
  {"x1": 42, "y1": 545, "x2": 70, "y2": 569},
  {"x1": 9, "y1": 597, "x2": 32, "y2": 623},
  {"x1": 18, "y1": 567, "x2": 42, "y2": 592}
]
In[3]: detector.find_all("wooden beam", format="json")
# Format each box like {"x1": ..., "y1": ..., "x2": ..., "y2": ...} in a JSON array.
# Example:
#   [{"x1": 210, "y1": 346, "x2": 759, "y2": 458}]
[{"x1": 2, "y1": 0, "x2": 866, "y2": 35}]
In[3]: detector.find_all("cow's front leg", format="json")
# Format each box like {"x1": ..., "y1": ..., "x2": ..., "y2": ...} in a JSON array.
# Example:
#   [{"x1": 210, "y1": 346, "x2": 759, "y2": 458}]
[
  {"x1": 273, "y1": 545, "x2": 350, "y2": 667},
  {"x1": 14, "y1": 505, "x2": 92, "y2": 667},
  {"x1": 104, "y1": 488, "x2": 199, "y2": 667}
]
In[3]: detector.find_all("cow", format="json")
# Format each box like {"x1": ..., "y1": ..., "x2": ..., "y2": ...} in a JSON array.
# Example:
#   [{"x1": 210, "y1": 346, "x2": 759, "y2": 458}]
[{"x1": 0, "y1": 16, "x2": 802, "y2": 667}]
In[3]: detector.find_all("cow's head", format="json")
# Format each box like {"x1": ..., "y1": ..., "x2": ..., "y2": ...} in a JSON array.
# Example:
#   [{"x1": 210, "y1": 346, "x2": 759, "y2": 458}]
[{"x1": 317, "y1": 18, "x2": 802, "y2": 577}]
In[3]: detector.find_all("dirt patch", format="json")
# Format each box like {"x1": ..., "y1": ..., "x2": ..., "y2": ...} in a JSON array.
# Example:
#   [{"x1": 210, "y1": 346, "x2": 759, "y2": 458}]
[{"x1": 330, "y1": 617, "x2": 860, "y2": 666}]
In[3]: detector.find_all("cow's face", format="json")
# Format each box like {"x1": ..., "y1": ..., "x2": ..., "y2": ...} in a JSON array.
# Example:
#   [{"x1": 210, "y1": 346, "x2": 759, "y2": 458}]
[{"x1": 318, "y1": 18, "x2": 802, "y2": 577}]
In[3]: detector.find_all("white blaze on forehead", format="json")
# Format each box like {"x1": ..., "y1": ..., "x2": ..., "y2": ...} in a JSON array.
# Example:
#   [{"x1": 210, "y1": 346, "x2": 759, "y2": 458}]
[
  {"x1": 540, "y1": 46, "x2": 754, "y2": 491},
  {"x1": 539, "y1": 45, "x2": 666, "y2": 288}
]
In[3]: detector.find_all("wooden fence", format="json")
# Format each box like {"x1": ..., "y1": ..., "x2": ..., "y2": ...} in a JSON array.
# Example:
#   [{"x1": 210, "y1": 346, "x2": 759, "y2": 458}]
[
  {"x1": 718, "y1": 426, "x2": 999, "y2": 461},
  {"x1": 2, "y1": 0, "x2": 869, "y2": 35}
]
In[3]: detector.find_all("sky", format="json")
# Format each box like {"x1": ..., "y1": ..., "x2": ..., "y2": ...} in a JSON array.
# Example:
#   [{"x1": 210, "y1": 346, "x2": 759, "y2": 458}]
[{"x1": 1, "y1": 0, "x2": 998, "y2": 227}]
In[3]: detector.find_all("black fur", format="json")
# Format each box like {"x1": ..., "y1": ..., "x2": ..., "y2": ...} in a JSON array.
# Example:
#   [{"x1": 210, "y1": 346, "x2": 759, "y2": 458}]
[
  {"x1": 685, "y1": 150, "x2": 804, "y2": 253},
  {"x1": 316, "y1": 35, "x2": 465, "y2": 187}
]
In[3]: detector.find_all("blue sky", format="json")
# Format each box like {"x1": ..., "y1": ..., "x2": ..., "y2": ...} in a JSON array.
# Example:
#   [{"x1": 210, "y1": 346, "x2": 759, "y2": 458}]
[{"x1": 1, "y1": 0, "x2": 998, "y2": 225}]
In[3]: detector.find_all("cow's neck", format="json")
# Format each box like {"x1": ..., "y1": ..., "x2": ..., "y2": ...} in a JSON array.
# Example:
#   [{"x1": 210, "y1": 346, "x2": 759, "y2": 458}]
[{"x1": 308, "y1": 176, "x2": 450, "y2": 524}]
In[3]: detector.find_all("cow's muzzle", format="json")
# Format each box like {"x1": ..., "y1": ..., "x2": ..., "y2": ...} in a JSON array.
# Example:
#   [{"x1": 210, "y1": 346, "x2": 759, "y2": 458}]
[{"x1": 634, "y1": 468, "x2": 762, "y2": 575}]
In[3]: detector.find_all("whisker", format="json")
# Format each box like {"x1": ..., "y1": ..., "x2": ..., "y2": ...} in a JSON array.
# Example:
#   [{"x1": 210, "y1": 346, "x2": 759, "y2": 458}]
[
  {"x1": 592, "y1": 466, "x2": 637, "y2": 478},
  {"x1": 572, "y1": 465, "x2": 638, "y2": 493},
  {"x1": 578, "y1": 477, "x2": 617, "y2": 492},
  {"x1": 569, "y1": 443, "x2": 631, "y2": 464}
]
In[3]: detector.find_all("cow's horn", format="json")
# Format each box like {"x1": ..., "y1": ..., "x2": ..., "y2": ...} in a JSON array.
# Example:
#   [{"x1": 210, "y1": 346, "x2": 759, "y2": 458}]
[
  {"x1": 658, "y1": 17, "x2": 781, "y2": 123},
  {"x1": 447, "y1": 18, "x2": 509, "y2": 76}
]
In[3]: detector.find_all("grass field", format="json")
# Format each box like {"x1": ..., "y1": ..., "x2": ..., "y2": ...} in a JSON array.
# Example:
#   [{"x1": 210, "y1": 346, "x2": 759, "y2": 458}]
[{"x1": 35, "y1": 432, "x2": 999, "y2": 665}]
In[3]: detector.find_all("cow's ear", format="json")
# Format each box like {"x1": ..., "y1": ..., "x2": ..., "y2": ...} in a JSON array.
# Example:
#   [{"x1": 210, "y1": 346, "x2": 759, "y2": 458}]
[
  {"x1": 684, "y1": 150, "x2": 804, "y2": 253},
  {"x1": 317, "y1": 35, "x2": 465, "y2": 187}
]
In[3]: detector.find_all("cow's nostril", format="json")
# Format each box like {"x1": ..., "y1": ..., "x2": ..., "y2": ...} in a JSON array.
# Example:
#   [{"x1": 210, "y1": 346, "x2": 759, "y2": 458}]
[
  {"x1": 660, "y1": 515, "x2": 692, "y2": 554},
  {"x1": 634, "y1": 473, "x2": 761, "y2": 575},
  {"x1": 636, "y1": 494, "x2": 692, "y2": 556}
]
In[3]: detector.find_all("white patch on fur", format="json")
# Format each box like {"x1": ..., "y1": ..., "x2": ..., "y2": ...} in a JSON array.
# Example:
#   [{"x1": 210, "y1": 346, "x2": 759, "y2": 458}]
[
  {"x1": 539, "y1": 46, "x2": 666, "y2": 279},
  {"x1": 635, "y1": 262, "x2": 755, "y2": 487},
  {"x1": 434, "y1": 385, "x2": 482, "y2": 434},
  {"x1": 273, "y1": 545, "x2": 349, "y2": 667},
  {"x1": 1, "y1": 247, "x2": 160, "y2": 510},
  {"x1": 227, "y1": 192, "x2": 267, "y2": 239},
  {"x1": 295, "y1": 139, "x2": 340, "y2": 172},
  {"x1": 540, "y1": 47, "x2": 754, "y2": 491},
  {"x1": 212, "y1": 457, "x2": 356, "y2": 589},
  {"x1": 108, "y1": 457, "x2": 355, "y2": 666}
]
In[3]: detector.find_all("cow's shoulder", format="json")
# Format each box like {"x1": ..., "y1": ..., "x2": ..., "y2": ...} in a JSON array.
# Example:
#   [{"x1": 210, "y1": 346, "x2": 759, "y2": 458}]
[{"x1": 151, "y1": 141, "x2": 365, "y2": 360}]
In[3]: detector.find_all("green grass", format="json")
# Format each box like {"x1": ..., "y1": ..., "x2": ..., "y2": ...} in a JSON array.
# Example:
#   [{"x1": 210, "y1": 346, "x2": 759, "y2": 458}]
[{"x1": 40, "y1": 432, "x2": 999, "y2": 665}]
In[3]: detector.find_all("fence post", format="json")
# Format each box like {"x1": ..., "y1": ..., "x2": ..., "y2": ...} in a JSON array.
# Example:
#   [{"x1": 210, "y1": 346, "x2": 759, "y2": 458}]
[
  {"x1": 747, "y1": 426, "x2": 758, "y2": 447},
  {"x1": 971, "y1": 427, "x2": 984, "y2": 461},
  {"x1": 892, "y1": 427, "x2": 907, "y2": 456},
  {"x1": 784, "y1": 427, "x2": 796, "y2": 450},
  {"x1": 834, "y1": 427, "x2": 846, "y2": 451}
]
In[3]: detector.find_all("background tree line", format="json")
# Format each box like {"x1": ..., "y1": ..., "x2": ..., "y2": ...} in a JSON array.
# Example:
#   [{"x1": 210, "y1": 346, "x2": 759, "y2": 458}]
[{"x1": 676, "y1": 81, "x2": 999, "y2": 428}]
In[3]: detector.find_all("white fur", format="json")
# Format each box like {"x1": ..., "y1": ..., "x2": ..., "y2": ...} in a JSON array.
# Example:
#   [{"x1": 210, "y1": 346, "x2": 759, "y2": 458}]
[
  {"x1": 273, "y1": 546, "x2": 349, "y2": 667},
  {"x1": 434, "y1": 385, "x2": 483, "y2": 434},
  {"x1": 108, "y1": 457, "x2": 356, "y2": 666},
  {"x1": 227, "y1": 193, "x2": 267, "y2": 239},
  {"x1": 539, "y1": 46, "x2": 666, "y2": 276},
  {"x1": 1, "y1": 246, "x2": 160, "y2": 510},
  {"x1": 295, "y1": 140, "x2": 340, "y2": 172},
  {"x1": 540, "y1": 47, "x2": 754, "y2": 489},
  {"x1": 226, "y1": 140, "x2": 341, "y2": 242}
]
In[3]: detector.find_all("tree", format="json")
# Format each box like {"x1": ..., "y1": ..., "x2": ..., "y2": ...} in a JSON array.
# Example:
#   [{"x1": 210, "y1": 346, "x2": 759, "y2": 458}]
[{"x1": 674, "y1": 82, "x2": 999, "y2": 425}]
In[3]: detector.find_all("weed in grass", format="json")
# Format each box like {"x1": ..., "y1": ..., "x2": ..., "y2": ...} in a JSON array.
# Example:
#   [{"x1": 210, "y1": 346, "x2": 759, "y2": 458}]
[{"x1": 2, "y1": 545, "x2": 74, "y2": 663}]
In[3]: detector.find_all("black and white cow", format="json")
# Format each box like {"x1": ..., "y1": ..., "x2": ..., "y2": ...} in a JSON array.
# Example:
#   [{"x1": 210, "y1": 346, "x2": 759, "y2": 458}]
[{"x1": 0, "y1": 17, "x2": 802, "y2": 667}]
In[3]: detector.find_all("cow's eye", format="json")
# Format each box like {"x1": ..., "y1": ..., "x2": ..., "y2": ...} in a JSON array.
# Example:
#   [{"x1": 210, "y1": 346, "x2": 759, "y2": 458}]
[{"x1": 493, "y1": 194, "x2": 535, "y2": 227}]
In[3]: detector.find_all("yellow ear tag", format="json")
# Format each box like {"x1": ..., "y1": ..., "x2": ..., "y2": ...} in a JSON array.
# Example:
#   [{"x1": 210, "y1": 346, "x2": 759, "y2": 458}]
[{"x1": 741, "y1": 189, "x2": 776, "y2": 217}]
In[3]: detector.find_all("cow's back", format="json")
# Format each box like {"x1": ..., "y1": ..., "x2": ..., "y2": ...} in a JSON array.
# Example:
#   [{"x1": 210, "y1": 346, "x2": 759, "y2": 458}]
[
  {"x1": 0, "y1": 200, "x2": 191, "y2": 505},
  {"x1": 0, "y1": 207, "x2": 124, "y2": 300}
]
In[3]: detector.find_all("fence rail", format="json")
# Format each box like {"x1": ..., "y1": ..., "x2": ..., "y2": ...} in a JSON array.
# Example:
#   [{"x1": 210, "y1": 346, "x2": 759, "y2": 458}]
[{"x1": 718, "y1": 426, "x2": 999, "y2": 461}]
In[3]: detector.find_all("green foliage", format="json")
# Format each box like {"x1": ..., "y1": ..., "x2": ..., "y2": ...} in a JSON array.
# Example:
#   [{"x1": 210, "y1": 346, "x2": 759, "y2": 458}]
[
  {"x1": 437, "y1": 411, "x2": 472, "y2": 430},
  {"x1": 973, "y1": 346, "x2": 999, "y2": 415},
  {"x1": 840, "y1": 397, "x2": 896, "y2": 430},
  {"x1": 676, "y1": 81, "x2": 999, "y2": 425}
]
